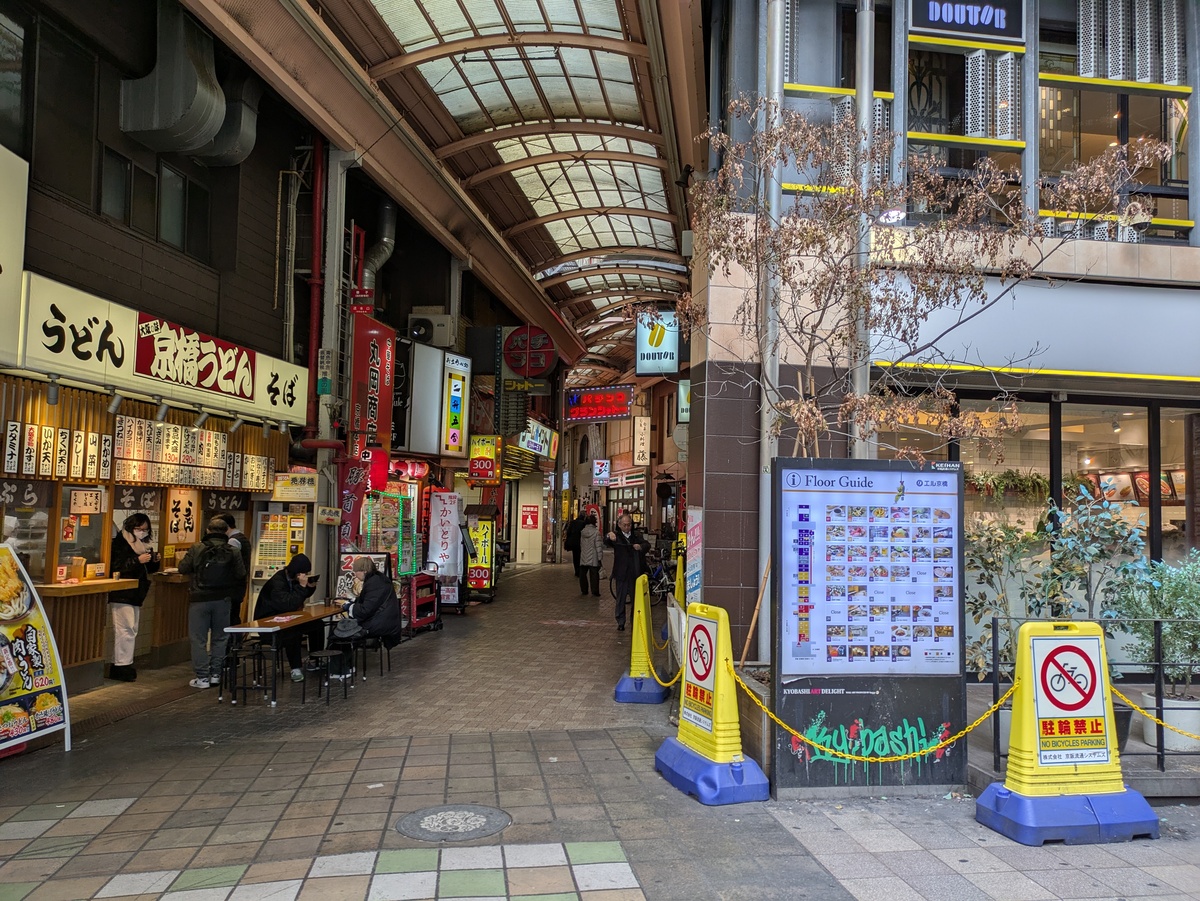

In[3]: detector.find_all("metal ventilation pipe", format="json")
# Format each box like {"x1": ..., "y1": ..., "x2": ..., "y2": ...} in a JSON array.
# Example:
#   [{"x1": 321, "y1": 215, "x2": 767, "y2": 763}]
[{"x1": 361, "y1": 199, "x2": 398, "y2": 295}]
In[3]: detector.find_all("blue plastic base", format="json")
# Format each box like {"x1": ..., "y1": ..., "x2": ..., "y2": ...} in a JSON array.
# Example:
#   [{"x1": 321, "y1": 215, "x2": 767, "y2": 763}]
[
  {"x1": 975, "y1": 783, "x2": 1159, "y2": 846},
  {"x1": 614, "y1": 672, "x2": 669, "y2": 704},
  {"x1": 654, "y1": 736, "x2": 770, "y2": 805}
]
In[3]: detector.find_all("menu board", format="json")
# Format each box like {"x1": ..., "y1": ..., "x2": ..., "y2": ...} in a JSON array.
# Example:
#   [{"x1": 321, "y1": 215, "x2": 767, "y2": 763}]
[
  {"x1": 0, "y1": 547, "x2": 69, "y2": 751},
  {"x1": 778, "y1": 462, "x2": 962, "y2": 676}
]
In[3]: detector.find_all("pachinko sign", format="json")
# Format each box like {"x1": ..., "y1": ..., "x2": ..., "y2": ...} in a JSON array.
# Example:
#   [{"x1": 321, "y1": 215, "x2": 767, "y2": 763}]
[{"x1": 0, "y1": 547, "x2": 70, "y2": 752}]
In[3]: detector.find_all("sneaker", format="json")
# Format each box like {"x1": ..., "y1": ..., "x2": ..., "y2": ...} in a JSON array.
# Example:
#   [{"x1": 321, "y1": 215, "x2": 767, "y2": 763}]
[
  {"x1": 208, "y1": 676, "x2": 221, "y2": 686},
  {"x1": 290, "y1": 668, "x2": 304, "y2": 683},
  {"x1": 189, "y1": 677, "x2": 211, "y2": 689},
  {"x1": 304, "y1": 659, "x2": 321, "y2": 672}
]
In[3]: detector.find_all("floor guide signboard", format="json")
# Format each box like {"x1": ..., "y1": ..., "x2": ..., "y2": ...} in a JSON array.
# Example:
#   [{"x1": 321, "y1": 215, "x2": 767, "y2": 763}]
[{"x1": 771, "y1": 459, "x2": 966, "y2": 791}]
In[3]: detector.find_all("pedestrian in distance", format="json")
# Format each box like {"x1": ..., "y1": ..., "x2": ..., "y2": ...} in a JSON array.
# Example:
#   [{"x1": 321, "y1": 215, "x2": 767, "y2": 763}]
[
  {"x1": 577, "y1": 512, "x2": 605, "y2": 598},
  {"x1": 178, "y1": 516, "x2": 247, "y2": 689},
  {"x1": 253, "y1": 553, "x2": 319, "y2": 683},
  {"x1": 605, "y1": 513, "x2": 649, "y2": 631},
  {"x1": 107, "y1": 513, "x2": 160, "y2": 682},
  {"x1": 219, "y1": 512, "x2": 252, "y2": 625},
  {"x1": 564, "y1": 510, "x2": 587, "y2": 577}
]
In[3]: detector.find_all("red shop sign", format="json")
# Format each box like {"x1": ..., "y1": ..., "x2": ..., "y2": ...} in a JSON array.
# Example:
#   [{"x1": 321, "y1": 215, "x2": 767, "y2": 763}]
[
  {"x1": 340, "y1": 314, "x2": 395, "y2": 551},
  {"x1": 564, "y1": 384, "x2": 634, "y2": 422},
  {"x1": 134, "y1": 314, "x2": 255, "y2": 400},
  {"x1": 502, "y1": 326, "x2": 557, "y2": 378}
]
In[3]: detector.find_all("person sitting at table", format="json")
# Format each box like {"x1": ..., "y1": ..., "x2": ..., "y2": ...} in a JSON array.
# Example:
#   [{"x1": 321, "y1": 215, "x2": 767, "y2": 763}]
[
  {"x1": 254, "y1": 553, "x2": 320, "y2": 683},
  {"x1": 330, "y1": 556, "x2": 402, "y2": 679}
]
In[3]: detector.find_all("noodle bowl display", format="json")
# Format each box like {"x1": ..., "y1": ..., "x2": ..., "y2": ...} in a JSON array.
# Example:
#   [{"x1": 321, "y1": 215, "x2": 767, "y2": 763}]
[{"x1": 0, "y1": 549, "x2": 31, "y2": 622}]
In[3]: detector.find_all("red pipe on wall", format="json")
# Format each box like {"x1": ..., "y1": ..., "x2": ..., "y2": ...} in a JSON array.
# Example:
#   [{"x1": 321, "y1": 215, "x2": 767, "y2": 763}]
[{"x1": 304, "y1": 132, "x2": 325, "y2": 439}]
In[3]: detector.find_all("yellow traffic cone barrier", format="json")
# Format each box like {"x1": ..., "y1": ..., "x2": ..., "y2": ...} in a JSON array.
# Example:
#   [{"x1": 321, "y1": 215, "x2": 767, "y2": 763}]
[
  {"x1": 615, "y1": 575, "x2": 668, "y2": 703},
  {"x1": 655, "y1": 602, "x2": 768, "y2": 804}
]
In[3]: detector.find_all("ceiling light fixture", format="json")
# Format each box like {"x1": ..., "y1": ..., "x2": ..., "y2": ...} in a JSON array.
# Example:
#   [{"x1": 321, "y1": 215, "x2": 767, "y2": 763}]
[
  {"x1": 46, "y1": 375, "x2": 60, "y2": 406},
  {"x1": 1111, "y1": 419, "x2": 1121, "y2": 433},
  {"x1": 154, "y1": 398, "x2": 169, "y2": 423},
  {"x1": 228, "y1": 417, "x2": 244, "y2": 434},
  {"x1": 107, "y1": 390, "x2": 123, "y2": 415},
  {"x1": 262, "y1": 420, "x2": 272, "y2": 439},
  {"x1": 192, "y1": 411, "x2": 209, "y2": 431},
  {"x1": 278, "y1": 420, "x2": 288, "y2": 434}
]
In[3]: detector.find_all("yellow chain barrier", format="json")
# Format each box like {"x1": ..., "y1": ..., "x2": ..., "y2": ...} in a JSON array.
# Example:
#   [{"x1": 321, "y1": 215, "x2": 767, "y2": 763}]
[
  {"x1": 1111, "y1": 686, "x2": 1200, "y2": 743},
  {"x1": 728, "y1": 660, "x2": 1019, "y2": 764},
  {"x1": 640, "y1": 608, "x2": 682, "y2": 688}
]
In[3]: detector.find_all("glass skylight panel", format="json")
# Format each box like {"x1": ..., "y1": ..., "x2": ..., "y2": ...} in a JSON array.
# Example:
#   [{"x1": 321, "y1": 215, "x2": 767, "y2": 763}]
[
  {"x1": 504, "y1": 0, "x2": 551, "y2": 30},
  {"x1": 579, "y1": 0, "x2": 624, "y2": 38},
  {"x1": 371, "y1": 0, "x2": 437, "y2": 49}
]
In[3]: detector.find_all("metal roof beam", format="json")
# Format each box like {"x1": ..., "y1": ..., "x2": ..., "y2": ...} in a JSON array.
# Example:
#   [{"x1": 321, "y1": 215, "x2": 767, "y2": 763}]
[
  {"x1": 573, "y1": 296, "x2": 674, "y2": 328},
  {"x1": 504, "y1": 206, "x2": 674, "y2": 238},
  {"x1": 369, "y1": 33, "x2": 650, "y2": 81},
  {"x1": 435, "y1": 121, "x2": 665, "y2": 160},
  {"x1": 463, "y1": 151, "x2": 667, "y2": 188},
  {"x1": 536, "y1": 246, "x2": 684, "y2": 272},
  {"x1": 540, "y1": 265, "x2": 688, "y2": 290}
]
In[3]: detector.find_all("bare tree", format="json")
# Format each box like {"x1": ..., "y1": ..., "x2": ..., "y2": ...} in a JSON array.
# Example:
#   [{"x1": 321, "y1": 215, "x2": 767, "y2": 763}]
[{"x1": 679, "y1": 96, "x2": 1171, "y2": 460}]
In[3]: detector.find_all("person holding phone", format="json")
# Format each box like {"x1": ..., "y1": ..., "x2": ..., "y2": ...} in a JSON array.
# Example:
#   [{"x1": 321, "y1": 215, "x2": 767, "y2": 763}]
[
  {"x1": 253, "y1": 553, "x2": 320, "y2": 682},
  {"x1": 107, "y1": 513, "x2": 161, "y2": 682}
]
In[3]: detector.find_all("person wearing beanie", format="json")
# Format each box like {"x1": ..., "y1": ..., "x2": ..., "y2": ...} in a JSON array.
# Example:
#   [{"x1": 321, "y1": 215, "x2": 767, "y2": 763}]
[{"x1": 253, "y1": 553, "x2": 319, "y2": 682}]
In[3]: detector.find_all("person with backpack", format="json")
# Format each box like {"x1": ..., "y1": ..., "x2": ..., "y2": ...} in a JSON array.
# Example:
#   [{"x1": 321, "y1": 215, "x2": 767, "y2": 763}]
[
  {"x1": 179, "y1": 517, "x2": 247, "y2": 689},
  {"x1": 219, "y1": 513, "x2": 252, "y2": 625},
  {"x1": 564, "y1": 511, "x2": 587, "y2": 577}
]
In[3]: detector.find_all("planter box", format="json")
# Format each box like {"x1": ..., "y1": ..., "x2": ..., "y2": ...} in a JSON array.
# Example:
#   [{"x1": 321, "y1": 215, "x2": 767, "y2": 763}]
[
  {"x1": 736, "y1": 670, "x2": 771, "y2": 779},
  {"x1": 1141, "y1": 692, "x2": 1200, "y2": 752}
]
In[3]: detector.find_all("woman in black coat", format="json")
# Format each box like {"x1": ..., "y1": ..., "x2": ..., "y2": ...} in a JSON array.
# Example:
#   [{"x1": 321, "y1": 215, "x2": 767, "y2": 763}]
[
  {"x1": 108, "y1": 513, "x2": 161, "y2": 682},
  {"x1": 254, "y1": 554, "x2": 318, "y2": 681}
]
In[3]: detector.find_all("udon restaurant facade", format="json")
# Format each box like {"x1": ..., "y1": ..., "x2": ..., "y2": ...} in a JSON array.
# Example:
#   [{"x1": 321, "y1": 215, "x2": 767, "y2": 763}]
[{"x1": 0, "y1": 140, "x2": 301, "y2": 693}]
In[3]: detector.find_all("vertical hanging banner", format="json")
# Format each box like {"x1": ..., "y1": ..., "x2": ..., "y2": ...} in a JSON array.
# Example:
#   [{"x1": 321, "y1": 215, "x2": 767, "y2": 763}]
[
  {"x1": 428, "y1": 491, "x2": 462, "y2": 577},
  {"x1": 441, "y1": 353, "x2": 472, "y2": 458},
  {"x1": 633, "y1": 416, "x2": 651, "y2": 466},
  {"x1": 343, "y1": 314, "x2": 395, "y2": 551}
]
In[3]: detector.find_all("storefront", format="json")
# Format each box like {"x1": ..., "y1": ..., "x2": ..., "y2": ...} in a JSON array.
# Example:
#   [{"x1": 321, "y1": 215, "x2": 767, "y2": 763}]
[{"x1": 0, "y1": 271, "x2": 305, "y2": 690}]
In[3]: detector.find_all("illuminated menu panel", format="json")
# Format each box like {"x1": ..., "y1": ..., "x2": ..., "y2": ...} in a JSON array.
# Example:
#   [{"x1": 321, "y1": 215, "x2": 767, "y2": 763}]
[{"x1": 778, "y1": 463, "x2": 962, "y2": 677}]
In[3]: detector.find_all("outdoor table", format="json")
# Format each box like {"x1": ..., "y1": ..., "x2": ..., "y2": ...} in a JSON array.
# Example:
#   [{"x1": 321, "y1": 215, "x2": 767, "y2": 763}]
[{"x1": 224, "y1": 603, "x2": 344, "y2": 706}]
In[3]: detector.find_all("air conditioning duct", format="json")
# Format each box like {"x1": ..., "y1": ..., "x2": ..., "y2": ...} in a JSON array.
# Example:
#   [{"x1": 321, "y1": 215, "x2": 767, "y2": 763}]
[
  {"x1": 361, "y1": 199, "x2": 398, "y2": 296},
  {"x1": 192, "y1": 73, "x2": 262, "y2": 166},
  {"x1": 120, "y1": 0, "x2": 225, "y2": 152}
]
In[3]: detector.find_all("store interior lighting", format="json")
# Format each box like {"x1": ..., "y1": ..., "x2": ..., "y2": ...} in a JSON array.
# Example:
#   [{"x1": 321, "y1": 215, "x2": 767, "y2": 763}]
[
  {"x1": 46, "y1": 375, "x2": 60, "y2": 406},
  {"x1": 192, "y1": 411, "x2": 209, "y2": 430},
  {"x1": 229, "y1": 417, "x2": 244, "y2": 434},
  {"x1": 107, "y1": 390, "x2": 123, "y2": 415},
  {"x1": 154, "y1": 398, "x2": 169, "y2": 424}
]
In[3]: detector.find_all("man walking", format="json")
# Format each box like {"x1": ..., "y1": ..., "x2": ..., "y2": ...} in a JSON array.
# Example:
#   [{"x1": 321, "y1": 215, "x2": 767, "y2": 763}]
[
  {"x1": 179, "y1": 517, "x2": 247, "y2": 689},
  {"x1": 605, "y1": 514, "x2": 649, "y2": 631}
]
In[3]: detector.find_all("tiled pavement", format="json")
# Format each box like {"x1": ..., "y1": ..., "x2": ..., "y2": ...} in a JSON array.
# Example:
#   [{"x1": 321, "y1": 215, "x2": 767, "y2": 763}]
[{"x1": 0, "y1": 563, "x2": 1198, "y2": 900}]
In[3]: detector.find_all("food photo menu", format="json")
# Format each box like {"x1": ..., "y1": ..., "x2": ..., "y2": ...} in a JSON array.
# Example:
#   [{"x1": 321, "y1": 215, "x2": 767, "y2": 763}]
[{"x1": 778, "y1": 465, "x2": 962, "y2": 677}]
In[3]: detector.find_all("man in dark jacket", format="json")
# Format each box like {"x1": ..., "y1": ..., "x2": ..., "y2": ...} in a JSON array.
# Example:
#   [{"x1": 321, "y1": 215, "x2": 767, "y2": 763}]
[
  {"x1": 564, "y1": 511, "x2": 587, "y2": 577},
  {"x1": 179, "y1": 517, "x2": 247, "y2": 689},
  {"x1": 254, "y1": 553, "x2": 318, "y2": 682},
  {"x1": 331, "y1": 556, "x2": 402, "y2": 679},
  {"x1": 219, "y1": 513, "x2": 252, "y2": 625},
  {"x1": 604, "y1": 513, "x2": 649, "y2": 631}
]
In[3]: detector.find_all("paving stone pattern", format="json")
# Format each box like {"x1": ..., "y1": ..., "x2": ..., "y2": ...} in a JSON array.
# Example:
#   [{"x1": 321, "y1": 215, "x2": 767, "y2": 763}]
[{"x1": 0, "y1": 563, "x2": 1198, "y2": 900}]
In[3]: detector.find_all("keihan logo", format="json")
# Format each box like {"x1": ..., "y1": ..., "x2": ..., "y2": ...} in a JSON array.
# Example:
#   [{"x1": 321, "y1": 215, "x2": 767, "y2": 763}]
[{"x1": 648, "y1": 322, "x2": 666, "y2": 347}]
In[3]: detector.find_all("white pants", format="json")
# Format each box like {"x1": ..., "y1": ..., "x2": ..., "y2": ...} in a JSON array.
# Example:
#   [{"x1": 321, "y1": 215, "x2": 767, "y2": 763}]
[{"x1": 110, "y1": 603, "x2": 140, "y2": 666}]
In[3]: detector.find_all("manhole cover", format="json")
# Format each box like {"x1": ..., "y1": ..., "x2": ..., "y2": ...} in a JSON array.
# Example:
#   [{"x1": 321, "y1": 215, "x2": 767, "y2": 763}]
[{"x1": 394, "y1": 804, "x2": 512, "y2": 842}]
